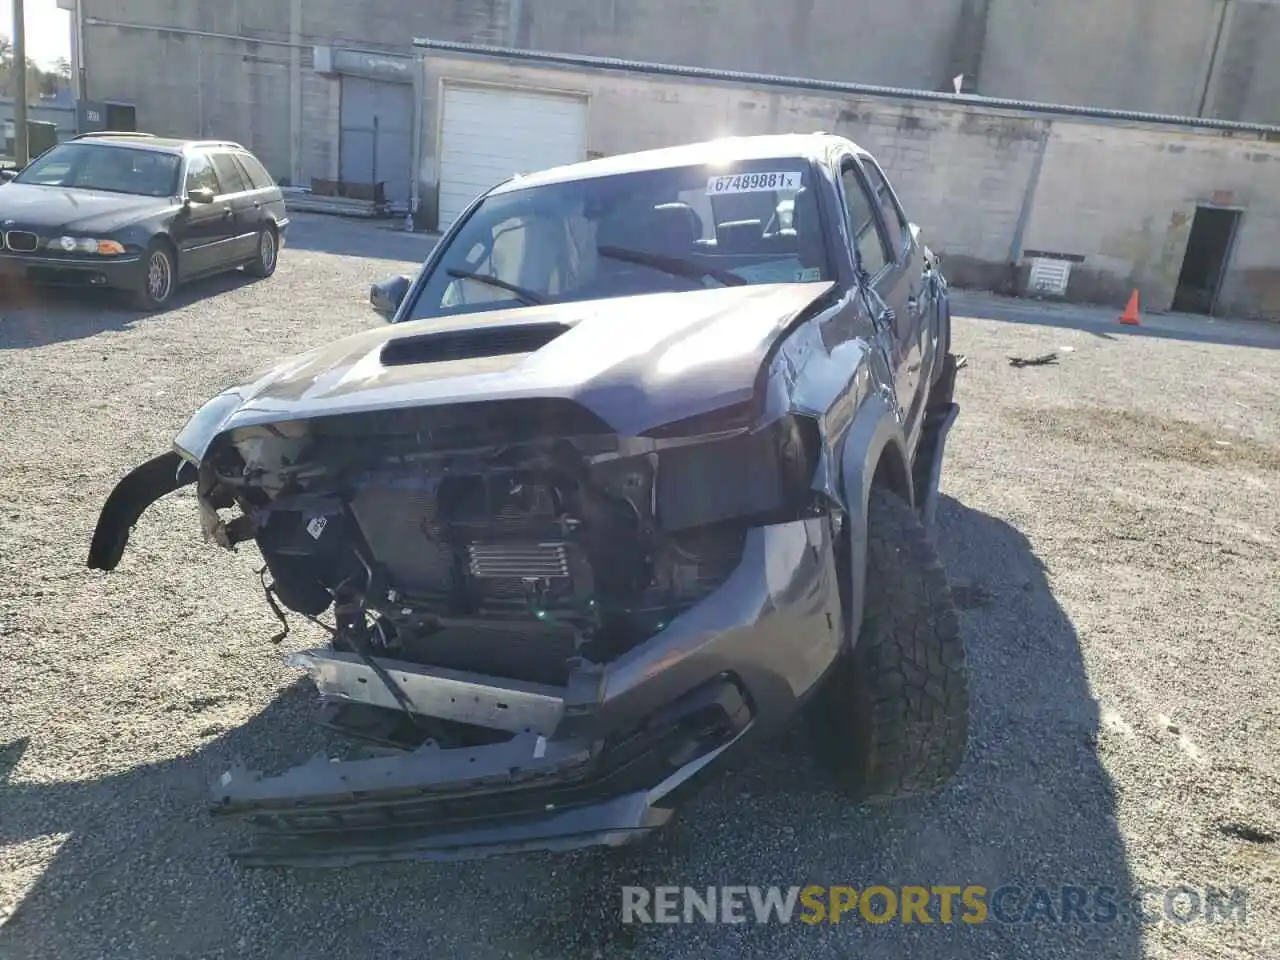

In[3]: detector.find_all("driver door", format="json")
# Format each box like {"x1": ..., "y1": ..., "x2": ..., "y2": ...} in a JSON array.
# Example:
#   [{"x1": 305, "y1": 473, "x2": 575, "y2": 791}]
[
  {"x1": 857, "y1": 156, "x2": 931, "y2": 452},
  {"x1": 175, "y1": 152, "x2": 237, "y2": 279},
  {"x1": 837, "y1": 156, "x2": 915, "y2": 429}
]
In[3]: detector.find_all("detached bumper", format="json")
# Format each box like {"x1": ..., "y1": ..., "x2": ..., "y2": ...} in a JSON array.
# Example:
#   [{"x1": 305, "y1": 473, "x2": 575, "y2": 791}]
[
  {"x1": 212, "y1": 517, "x2": 844, "y2": 866},
  {"x1": 0, "y1": 251, "x2": 143, "y2": 291}
]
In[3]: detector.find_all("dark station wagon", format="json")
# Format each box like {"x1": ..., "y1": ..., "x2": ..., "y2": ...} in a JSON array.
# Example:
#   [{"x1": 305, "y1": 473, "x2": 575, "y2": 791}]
[{"x1": 0, "y1": 132, "x2": 289, "y2": 310}]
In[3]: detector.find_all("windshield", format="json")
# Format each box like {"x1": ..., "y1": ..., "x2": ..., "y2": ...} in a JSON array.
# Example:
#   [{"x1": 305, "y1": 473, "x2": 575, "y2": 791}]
[
  {"x1": 14, "y1": 142, "x2": 181, "y2": 198},
  {"x1": 405, "y1": 158, "x2": 831, "y2": 321}
]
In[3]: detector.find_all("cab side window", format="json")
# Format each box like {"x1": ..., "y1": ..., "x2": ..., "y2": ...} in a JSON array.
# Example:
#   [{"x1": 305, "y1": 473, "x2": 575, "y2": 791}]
[
  {"x1": 860, "y1": 158, "x2": 911, "y2": 261},
  {"x1": 184, "y1": 153, "x2": 219, "y2": 195},
  {"x1": 210, "y1": 152, "x2": 250, "y2": 195},
  {"x1": 840, "y1": 161, "x2": 890, "y2": 277}
]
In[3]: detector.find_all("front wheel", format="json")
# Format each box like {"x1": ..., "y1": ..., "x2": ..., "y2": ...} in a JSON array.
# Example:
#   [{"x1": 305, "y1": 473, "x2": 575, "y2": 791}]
[
  {"x1": 805, "y1": 487, "x2": 969, "y2": 801},
  {"x1": 132, "y1": 241, "x2": 176, "y2": 312},
  {"x1": 243, "y1": 225, "x2": 279, "y2": 278}
]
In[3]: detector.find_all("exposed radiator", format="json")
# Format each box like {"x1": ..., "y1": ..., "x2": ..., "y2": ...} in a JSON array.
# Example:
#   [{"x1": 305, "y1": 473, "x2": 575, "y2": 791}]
[
  {"x1": 348, "y1": 480, "x2": 454, "y2": 595},
  {"x1": 468, "y1": 542, "x2": 570, "y2": 579}
]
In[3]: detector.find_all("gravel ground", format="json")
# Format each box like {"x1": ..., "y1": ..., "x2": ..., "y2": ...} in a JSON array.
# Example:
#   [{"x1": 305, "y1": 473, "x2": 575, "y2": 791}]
[{"x1": 1, "y1": 215, "x2": 1278, "y2": 959}]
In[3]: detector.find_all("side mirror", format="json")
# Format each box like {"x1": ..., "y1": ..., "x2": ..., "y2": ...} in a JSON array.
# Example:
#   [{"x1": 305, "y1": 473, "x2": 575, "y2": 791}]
[
  {"x1": 186, "y1": 187, "x2": 216, "y2": 205},
  {"x1": 370, "y1": 275, "x2": 411, "y2": 320},
  {"x1": 0, "y1": 169, "x2": 17, "y2": 183}
]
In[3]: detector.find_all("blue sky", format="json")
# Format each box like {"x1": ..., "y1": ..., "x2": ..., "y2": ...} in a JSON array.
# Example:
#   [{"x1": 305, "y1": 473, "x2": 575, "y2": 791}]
[{"x1": 2, "y1": 0, "x2": 71, "y2": 67}]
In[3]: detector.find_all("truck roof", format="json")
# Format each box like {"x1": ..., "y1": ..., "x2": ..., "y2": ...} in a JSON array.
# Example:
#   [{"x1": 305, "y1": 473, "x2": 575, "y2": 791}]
[{"x1": 490, "y1": 133, "x2": 858, "y2": 194}]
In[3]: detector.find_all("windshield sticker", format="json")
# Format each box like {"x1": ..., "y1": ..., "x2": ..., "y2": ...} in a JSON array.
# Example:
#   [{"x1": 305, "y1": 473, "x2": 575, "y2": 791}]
[
  {"x1": 707, "y1": 171, "x2": 802, "y2": 195},
  {"x1": 795, "y1": 267, "x2": 823, "y2": 282},
  {"x1": 732, "y1": 262, "x2": 802, "y2": 284}
]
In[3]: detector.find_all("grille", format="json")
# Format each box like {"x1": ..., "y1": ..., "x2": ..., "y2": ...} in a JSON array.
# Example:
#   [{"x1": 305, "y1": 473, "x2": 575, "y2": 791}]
[
  {"x1": 468, "y1": 542, "x2": 569, "y2": 579},
  {"x1": 4, "y1": 231, "x2": 40, "y2": 253}
]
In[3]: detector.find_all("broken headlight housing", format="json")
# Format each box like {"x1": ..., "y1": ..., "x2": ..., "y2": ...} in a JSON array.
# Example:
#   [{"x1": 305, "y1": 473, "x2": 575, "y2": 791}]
[{"x1": 637, "y1": 409, "x2": 822, "y2": 533}]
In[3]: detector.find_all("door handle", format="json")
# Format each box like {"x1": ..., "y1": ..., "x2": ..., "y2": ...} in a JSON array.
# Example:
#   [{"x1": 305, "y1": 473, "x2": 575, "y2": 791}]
[
  {"x1": 877, "y1": 308, "x2": 896, "y2": 328},
  {"x1": 252, "y1": 200, "x2": 262, "y2": 209},
  {"x1": 221, "y1": 207, "x2": 234, "y2": 219},
  {"x1": 907, "y1": 296, "x2": 920, "y2": 311}
]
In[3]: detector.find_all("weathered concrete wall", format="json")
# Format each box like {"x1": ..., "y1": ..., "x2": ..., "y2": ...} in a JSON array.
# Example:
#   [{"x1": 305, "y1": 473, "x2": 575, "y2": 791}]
[
  {"x1": 76, "y1": 23, "x2": 302, "y2": 179},
  {"x1": 80, "y1": 0, "x2": 1280, "y2": 125},
  {"x1": 515, "y1": 0, "x2": 963, "y2": 89},
  {"x1": 81, "y1": 0, "x2": 514, "y2": 50},
  {"x1": 78, "y1": 0, "x2": 513, "y2": 181},
  {"x1": 81, "y1": 0, "x2": 963, "y2": 90},
  {"x1": 1203, "y1": 0, "x2": 1280, "y2": 124},
  {"x1": 417, "y1": 52, "x2": 1280, "y2": 318},
  {"x1": 976, "y1": 0, "x2": 1221, "y2": 116}
]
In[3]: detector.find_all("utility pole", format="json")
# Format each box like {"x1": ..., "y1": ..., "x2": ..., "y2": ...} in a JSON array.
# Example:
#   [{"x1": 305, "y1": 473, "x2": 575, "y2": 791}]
[{"x1": 12, "y1": 0, "x2": 29, "y2": 165}]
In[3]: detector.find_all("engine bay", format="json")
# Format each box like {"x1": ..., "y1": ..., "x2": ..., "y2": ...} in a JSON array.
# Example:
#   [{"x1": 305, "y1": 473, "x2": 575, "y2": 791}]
[{"x1": 199, "y1": 411, "x2": 823, "y2": 686}]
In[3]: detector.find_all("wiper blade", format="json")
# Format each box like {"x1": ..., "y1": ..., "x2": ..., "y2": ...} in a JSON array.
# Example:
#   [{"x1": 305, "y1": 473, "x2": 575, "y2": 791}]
[
  {"x1": 445, "y1": 268, "x2": 545, "y2": 305},
  {"x1": 596, "y1": 245, "x2": 747, "y2": 287}
]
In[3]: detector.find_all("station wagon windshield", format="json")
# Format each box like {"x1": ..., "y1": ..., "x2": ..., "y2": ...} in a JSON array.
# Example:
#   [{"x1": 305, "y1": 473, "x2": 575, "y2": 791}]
[
  {"x1": 15, "y1": 142, "x2": 182, "y2": 198},
  {"x1": 407, "y1": 158, "x2": 831, "y2": 320}
]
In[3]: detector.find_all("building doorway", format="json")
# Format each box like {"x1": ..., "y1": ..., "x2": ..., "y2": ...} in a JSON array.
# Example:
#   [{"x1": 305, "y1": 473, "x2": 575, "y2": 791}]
[
  {"x1": 104, "y1": 103, "x2": 136, "y2": 132},
  {"x1": 1172, "y1": 206, "x2": 1241, "y2": 315}
]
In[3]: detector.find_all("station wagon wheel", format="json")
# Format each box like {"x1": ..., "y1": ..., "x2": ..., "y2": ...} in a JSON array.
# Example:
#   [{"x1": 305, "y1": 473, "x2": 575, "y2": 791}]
[
  {"x1": 132, "y1": 240, "x2": 176, "y2": 312},
  {"x1": 244, "y1": 224, "x2": 279, "y2": 278}
]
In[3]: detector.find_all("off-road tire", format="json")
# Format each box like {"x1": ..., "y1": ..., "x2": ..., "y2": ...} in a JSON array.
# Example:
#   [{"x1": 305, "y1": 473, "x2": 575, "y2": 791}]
[
  {"x1": 244, "y1": 224, "x2": 279, "y2": 278},
  {"x1": 807, "y1": 487, "x2": 969, "y2": 801},
  {"x1": 132, "y1": 240, "x2": 177, "y2": 312}
]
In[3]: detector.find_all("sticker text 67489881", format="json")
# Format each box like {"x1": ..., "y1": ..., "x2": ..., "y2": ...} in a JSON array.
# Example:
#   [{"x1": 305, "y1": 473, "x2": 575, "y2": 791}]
[{"x1": 707, "y1": 171, "x2": 802, "y2": 195}]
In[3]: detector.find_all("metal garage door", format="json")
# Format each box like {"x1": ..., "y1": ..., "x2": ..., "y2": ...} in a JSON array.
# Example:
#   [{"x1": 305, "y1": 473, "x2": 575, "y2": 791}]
[
  {"x1": 340, "y1": 76, "x2": 414, "y2": 207},
  {"x1": 437, "y1": 85, "x2": 589, "y2": 229}
]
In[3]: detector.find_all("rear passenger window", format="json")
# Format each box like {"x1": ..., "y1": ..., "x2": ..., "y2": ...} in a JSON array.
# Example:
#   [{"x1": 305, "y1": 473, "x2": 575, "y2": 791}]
[
  {"x1": 236, "y1": 152, "x2": 275, "y2": 190},
  {"x1": 210, "y1": 153, "x2": 250, "y2": 194},
  {"x1": 860, "y1": 158, "x2": 910, "y2": 260},
  {"x1": 184, "y1": 153, "x2": 219, "y2": 195},
  {"x1": 840, "y1": 163, "x2": 890, "y2": 277}
]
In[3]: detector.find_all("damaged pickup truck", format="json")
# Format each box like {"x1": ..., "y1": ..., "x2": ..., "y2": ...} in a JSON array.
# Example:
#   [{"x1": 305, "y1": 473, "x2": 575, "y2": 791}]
[{"x1": 88, "y1": 133, "x2": 967, "y2": 866}]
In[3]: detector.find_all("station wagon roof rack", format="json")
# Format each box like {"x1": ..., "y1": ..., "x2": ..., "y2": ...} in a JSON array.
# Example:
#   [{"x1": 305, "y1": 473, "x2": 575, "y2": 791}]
[
  {"x1": 189, "y1": 140, "x2": 248, "y2": 151},
  {"x1": 70, "y1": 131, "x2": 157, "y2": 140}
]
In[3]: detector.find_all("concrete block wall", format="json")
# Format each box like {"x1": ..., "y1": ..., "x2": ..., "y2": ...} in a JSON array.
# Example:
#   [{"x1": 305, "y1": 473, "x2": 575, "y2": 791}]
[
  {"x1": 1024, "y1": 122, "x2": 1280, "y2": 317},
  {"x1": 300, "y1": 68, "x2": 341, "y2": 183},
  {"x1": 417, "y1": 51, "x2": 1280, "y2": 318}
]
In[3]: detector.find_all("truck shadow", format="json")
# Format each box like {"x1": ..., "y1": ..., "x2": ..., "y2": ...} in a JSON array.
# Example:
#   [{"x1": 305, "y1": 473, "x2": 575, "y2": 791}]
[
  {"x1": 518, "y1": 493, "x2": 1142, "y2": 958},
  {"x1": 0, "y1": 496, "x2": 1139, "y2": 959}
]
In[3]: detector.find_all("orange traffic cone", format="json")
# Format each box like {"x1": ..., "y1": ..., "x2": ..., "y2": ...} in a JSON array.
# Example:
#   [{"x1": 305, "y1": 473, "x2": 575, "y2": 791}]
[{"x1": 1119, "y1": 290, "x2": 1141, "y2": 326}]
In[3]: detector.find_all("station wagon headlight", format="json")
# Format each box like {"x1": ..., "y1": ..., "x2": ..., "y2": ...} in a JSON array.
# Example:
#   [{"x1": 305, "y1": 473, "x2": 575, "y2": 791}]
[{"x1": 48, "y1": 236, "x2": 126, "y2": 256}]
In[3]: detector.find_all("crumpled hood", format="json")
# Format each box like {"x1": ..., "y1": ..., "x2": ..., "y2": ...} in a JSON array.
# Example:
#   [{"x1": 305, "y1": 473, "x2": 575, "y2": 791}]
[
  {"x1": 0, "y1": 182, "x2": 168, "y2": 232},
  {"x1": 179, "y1": 281, "x2": 833, "y2": 458}
]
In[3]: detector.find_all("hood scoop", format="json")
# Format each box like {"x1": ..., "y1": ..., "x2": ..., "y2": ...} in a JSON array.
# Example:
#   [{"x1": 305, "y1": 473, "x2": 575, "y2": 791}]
[{"x1": 381, "y1": 322, "x2": 573, "y2": 367}]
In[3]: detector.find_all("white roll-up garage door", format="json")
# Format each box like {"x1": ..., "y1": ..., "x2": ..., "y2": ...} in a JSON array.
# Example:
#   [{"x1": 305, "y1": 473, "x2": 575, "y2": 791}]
[{"x1": 437, "y1": 84, "x2": 589, "y2": 229}]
